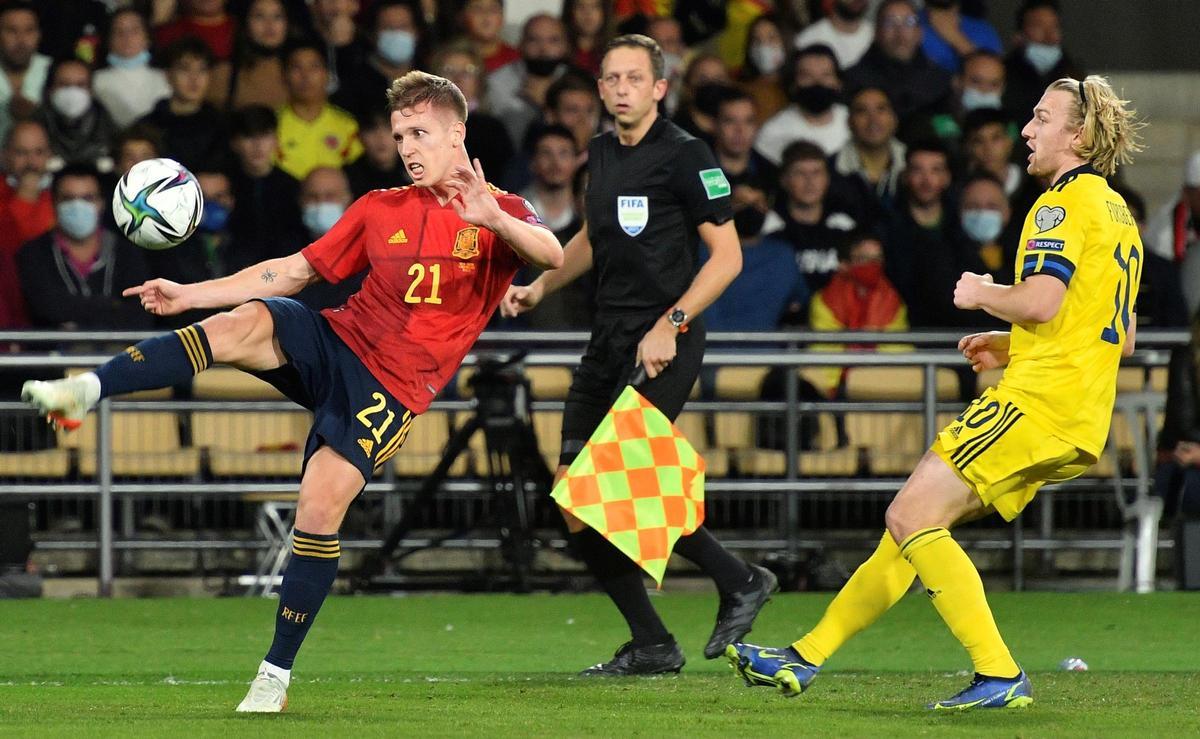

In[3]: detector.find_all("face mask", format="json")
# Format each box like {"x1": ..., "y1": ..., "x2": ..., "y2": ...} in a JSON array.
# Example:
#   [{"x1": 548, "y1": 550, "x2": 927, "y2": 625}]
[
  {"x1": 792, "y1": 84, "x2": 839, "y2": 115},
  {"x1": 6, "y1": 172, "x2": 52, "y2": 191},
  {"x1": 1024, "y1": 42, "x2": 1063, "y2": 75},
  {"x1": 303, "y1": 201, "x2": 345, "y2": 236},
  {"x1": 199, "y1": 201, "x2": 230, "y2": 233},
  {"x1": 107, "y1": 50, "x2": 150, "y2": 70},
  {"x1": 661, "y1": 51, "x2": 683, "y2": 80},
  {"x1": 749, "y1": 43, "x2": 785, "y2": 75},
  {"x1": 56, "y1": 198, "x2": 99, "y2": 240},
  {"x1": 524, "y1": 56, "x2": 563, "y2": 77},
  {"x1": 377, "y1": 29, "x2": 416, "y2": 65},
  {"x1": 847, "y1": 261, "x2": 884, "y2": 289},
  {"x1": 961, "y1": 208, "x2": 1005, "y2": 243},
  {"x1": 51, "y1": 86, "x2": 91, "y2": 119},
  {"x1": 961, "y1": 86, "x2": 1002, "y2": 111},
  {"x1": 733, "y1": 206, "x2": 766, "y2": 238}
]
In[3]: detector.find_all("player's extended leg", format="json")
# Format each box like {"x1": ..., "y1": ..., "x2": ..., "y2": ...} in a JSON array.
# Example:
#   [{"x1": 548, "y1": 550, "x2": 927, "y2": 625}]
[
  {"x1": 727, "y1": 531, "x2": 916, "y2": 696},
  {"x1": 236, "y1": 446, "x2": 365, "y2": 713},
  {"x1": 21, "y1": 302, "x2": 284, "y2": 427},
  {"x1": 888, "y1": 452, "x2": 1031, "y2": 710}
]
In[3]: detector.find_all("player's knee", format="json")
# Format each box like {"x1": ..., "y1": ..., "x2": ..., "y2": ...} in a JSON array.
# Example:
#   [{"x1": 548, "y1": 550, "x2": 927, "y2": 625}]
[
  {"x1": 294, "y1": 498, "x2": 345, "y2": 535},
  {"x1": 201, "y1": 303, "x2": 272, "y2": 365}
]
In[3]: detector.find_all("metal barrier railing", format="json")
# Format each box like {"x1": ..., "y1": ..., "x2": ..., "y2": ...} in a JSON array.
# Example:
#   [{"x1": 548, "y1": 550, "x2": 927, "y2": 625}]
[{"x1": 0, "y1": 329, "x2": 1188, "y2": 595}]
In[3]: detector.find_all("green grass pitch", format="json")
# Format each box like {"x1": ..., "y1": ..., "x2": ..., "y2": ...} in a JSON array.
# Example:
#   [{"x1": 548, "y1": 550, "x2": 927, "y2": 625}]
[{"x1": 1, "y1": 592, "x2": 1197, "y2": 737}]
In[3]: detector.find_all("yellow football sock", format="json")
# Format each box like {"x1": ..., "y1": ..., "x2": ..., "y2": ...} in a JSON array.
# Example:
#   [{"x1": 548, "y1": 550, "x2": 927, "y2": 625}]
[
  {"x1": 900, "y1": 527, "x2": 1020, "y2": 678},
  {"x1": 793, "y1": 532, "x2": 915, "y2": 666}
]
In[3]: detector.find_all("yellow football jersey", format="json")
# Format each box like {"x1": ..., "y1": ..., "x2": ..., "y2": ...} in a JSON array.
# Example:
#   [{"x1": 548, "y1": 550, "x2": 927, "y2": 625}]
[
  {"x1": 997, "y1": 164, "x2": 1142, "y2": 458},
  {"x1": 276, "y1": 103, "x2": 364, "y2": 180}
]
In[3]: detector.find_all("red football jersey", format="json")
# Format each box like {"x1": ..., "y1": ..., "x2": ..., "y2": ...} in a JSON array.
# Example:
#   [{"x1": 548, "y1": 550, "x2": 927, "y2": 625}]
[{"x1": 301, "y1": 185, "x2": 544, "y2": 413}]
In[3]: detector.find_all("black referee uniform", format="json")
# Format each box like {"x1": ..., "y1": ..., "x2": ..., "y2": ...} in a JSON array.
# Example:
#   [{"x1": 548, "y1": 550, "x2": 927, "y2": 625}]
[
  {"x1": 560, "y1": 117, "x2": 733, "y2": 463},
  {"x1": 562, "y1": 115, "x2": 777, "y2": 675}
]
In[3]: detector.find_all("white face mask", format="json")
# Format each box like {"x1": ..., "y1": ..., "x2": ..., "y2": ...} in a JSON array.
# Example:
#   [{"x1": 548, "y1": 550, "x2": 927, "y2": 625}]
[
  {"x1": 51, "y1": 86, "x2": 92, "y2": 119},
  {"x1": 961, "y1": 87, "x2": 1002, "y2": 111},
  {"x1": 1024, "y1": 42, "x2": 1063, "y2": 75},
  {"x1": 749, "y1": 43, "x2": 785, "y2": 74}
]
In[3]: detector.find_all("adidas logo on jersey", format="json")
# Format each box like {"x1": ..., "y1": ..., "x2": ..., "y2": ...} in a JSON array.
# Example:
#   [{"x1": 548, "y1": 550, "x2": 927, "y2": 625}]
[
  {"x1": 388, "y1": 229, "x2": 408, "y2": 244},
  {"x1": 358, "y1": 438, "x2": 374, "y2": 456}
]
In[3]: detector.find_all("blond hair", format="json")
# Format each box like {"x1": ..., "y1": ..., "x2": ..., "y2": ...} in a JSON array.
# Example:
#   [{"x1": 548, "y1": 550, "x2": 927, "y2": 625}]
[
  {"x1": 385, "y1": 70, "x2": 468, "y2": 122},
  {"x1": 1047, "y1": 75, "x2": 1145, "y2": 177}
]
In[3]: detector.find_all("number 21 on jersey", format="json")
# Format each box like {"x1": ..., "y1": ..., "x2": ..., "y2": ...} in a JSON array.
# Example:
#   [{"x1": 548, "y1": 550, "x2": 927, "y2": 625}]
[{"x1": 1100, "y1": 242, "x2": 1140, "y2": 345}]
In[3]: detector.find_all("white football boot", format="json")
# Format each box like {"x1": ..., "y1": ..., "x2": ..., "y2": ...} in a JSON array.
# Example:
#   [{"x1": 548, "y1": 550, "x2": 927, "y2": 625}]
[
  {"x1": 21, "y1": 375, "x2": 99, "y2": 431},
  {"x1": 235, "y1": 670, "x2": 288, "y2": 713}
]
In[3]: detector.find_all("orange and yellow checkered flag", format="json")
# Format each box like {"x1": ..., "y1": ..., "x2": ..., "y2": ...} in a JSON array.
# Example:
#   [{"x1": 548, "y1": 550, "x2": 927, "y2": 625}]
[{"x1": 551, "y1": 386, "x2": 705, "y2": 585}]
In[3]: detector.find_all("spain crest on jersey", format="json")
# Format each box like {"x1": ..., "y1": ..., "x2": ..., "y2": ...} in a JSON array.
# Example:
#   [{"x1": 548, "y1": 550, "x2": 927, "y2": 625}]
[{"x1": 452, "y1": 226, "x2": 480, "y2": 259}]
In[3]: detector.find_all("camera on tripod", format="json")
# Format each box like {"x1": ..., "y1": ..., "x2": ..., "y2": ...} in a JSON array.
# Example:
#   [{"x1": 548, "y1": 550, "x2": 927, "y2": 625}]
[{"x1": 468, "y1": 350, "x2": 531, "y2": 424}]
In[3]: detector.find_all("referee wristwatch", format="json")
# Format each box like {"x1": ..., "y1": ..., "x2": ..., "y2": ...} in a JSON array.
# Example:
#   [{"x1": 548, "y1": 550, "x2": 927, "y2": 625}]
[{"x1": 666, "y1": 307, "x2": 689, "y2": 333}]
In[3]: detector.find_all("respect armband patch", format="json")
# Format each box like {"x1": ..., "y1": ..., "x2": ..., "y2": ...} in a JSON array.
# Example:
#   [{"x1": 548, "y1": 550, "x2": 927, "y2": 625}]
[
  {"x1": 1026, "y1": 238, "x2": 1065, "y2": 252},
  {"x1": 698, "y1": 168, "x2": 731, "y2": 200}
]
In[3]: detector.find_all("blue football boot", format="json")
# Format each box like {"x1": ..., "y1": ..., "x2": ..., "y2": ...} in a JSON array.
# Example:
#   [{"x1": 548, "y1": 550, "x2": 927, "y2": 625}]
[
  {"x1": 725, "y1": 643, "x2": 820, "y2": 697},
  {"x1": 928, "y1": 670, "x2": 1033, "y2": 710}
]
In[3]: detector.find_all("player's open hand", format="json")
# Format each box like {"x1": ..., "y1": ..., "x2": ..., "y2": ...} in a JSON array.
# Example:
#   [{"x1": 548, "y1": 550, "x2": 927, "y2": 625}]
[
  {"x1": 446, "y1": 157, "x2": 504, "y2": 230},
  {"x1": 636, "y1": 320, "x2": 678, "y2": 379},
  {"x1": 953, "y1": 271, "x2": 994, "y2": 310},
  {"x1": 957, "y1": 330, "x2": 1011, "y2": 373},
  {"x1": 122, "y1": 278, "x2": 190, "y2": 316},
  {"x1": 500, "y1": 283, "x2": 543, "y2": 317}
]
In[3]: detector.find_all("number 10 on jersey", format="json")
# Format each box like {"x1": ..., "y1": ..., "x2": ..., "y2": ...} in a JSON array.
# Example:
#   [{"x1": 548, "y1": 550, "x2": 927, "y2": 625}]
[{"x1": 1100, "y1": 243, "x2": 1139, "y2": 345}]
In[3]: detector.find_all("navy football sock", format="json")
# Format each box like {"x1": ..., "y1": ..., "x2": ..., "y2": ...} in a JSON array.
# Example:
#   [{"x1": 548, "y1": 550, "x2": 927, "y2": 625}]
[
  {"x1": 572, "y1": 529, "x2": 671, "y2": 646},
  {"x1": 93, "y1": 324, "x2": 213, "y2": 398},
  {"x1": 265, "y1": 530, "x2": 340, "y2": 670},
  {"x1": 672, "y1": 526, "x2": 752, "y2": 595}
]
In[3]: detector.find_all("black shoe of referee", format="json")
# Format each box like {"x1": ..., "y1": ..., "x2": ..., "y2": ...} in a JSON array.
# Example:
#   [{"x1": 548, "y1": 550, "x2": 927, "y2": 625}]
[
  {"x1": 579, "y1": 640, "x2": 685, "y2": 677},
  {"x1": 703, "y1": 564, "x2": 780, "y2": 659}
]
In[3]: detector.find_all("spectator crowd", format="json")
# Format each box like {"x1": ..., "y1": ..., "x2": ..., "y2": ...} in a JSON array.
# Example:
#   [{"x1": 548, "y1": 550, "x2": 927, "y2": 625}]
[{"x1": 0, "y1": 0, "x2": 1193, "y2": 344}]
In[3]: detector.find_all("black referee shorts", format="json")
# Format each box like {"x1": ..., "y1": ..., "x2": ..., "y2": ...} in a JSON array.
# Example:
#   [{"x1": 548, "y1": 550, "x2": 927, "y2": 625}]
[{"x1": 559, "y1": 312, "x2": 705, "y2": 467}]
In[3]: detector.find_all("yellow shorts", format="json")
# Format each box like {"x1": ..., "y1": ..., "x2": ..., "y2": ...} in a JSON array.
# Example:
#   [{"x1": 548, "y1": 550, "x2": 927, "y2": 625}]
[{"x1": 930, "y1": 386, "x2": 1094, "y2": 521}]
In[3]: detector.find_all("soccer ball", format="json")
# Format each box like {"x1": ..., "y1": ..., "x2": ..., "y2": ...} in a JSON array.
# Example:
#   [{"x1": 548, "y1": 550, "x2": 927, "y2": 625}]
[{"x1": 112, "y1": 158, "x2": 204, "y2": 250}]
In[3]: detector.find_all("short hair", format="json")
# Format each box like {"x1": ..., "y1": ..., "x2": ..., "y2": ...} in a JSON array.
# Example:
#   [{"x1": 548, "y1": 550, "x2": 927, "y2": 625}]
[
  {"x1": 386, "y1": 70, "x2": 468, "y2": 122},
  {"x1": 1046, "y1": 75, "x2": 1144, "y2": 177},
  {"x1": 960, "y1": 48, "x2": 1004, "y2": 73},
  {"x1": 795, "y1": 44, "x2": 840, "y2": 78},
  {"x1": 44, "y1": 57, "x2": 90, "y2": 101},
  {"x1": 369, "y1": 0, "x2": 419, "y2": 31},
  {"x1": 111, "y1": 122, "x2": 163, "y2": 156},
  {"x1": 848, "y1": 84, "x2": 894, "y2": 110},
  {"x1": 1016, "y1": 0, "x2": 1060, "y2": 30},
  {"x1": 51, "y1": 162, "x2": 102, "y2": 200},
  {"x1": 837, "y1": 228, "x2": 884, "y2": 262},
  {"x1": 604, "y1": 34, "x2": 664, "y2": 82},
  {"x1": 1, "y1": 118, "x2": 46, "y2": 149},
  {"x1": 546, "y1": 70, "x2": 597, "y2": 112},
  {"x1": 904, "y1": 139, "x2": 950, "y2": 166},
  {"x1": 780, "y1": 140, "x2": 827, "y2": 171},
  {"x1": 0, "y1": 0, "x2": 36, "y2": 21},
  {"x1": 961, "y1": 170, "x2": 1006, "y2": 193},
  {"x1": 529, "y1": 123, "x2": 575, "y2": 151},
  {"x1": 961, "y1": 108, "x2": 1011, "y2": 140},
  {"x1": 161, "y1": 36, "x2": 214, "y2": 69},
  {"x1": 715, "y1": 87, "x2": 756, "y2": 116},
  {"x1": 877, "y1": 0, "x2": 919, "y2": 26},
  {"x1": 283, "y1": 40, "x2": 327, "y2": 69},
  {"x1": 230, "y1": 105, "x2": 278, "y2": 138}
]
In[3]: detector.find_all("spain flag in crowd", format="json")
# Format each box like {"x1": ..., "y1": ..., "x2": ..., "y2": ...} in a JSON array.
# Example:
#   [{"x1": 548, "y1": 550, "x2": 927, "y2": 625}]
[{"x1": 551, "y1": 386, "x2": 706, "y2": 585}]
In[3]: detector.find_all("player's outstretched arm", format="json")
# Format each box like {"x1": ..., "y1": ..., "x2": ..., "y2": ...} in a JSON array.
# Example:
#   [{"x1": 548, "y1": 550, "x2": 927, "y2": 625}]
[
  {"x1": 953, "y1": 272, "x2": 1066, "y2": 325},
  {"x1": 122, "y1": 252, "x2": 320, "y2": 316},
  {"x1": 500, "y1": 225, "x2": 593, "y2": 317}
]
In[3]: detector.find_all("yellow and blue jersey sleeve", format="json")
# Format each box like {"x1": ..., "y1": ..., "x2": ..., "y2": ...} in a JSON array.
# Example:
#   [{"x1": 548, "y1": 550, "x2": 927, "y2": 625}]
[{"x1": 1017, "y1": 188, "x2": 1086, "y2": 287}]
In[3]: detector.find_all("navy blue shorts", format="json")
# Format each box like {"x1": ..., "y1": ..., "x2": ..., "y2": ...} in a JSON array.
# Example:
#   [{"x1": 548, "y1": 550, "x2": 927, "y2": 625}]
[{"x1": 252, "y1": 297, "x2": 414, "y2": 484}]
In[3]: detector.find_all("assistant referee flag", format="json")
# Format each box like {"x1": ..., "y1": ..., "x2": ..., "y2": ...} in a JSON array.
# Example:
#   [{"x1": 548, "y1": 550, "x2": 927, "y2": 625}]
[{"x1": 551, "y1": 385, "x2": 706, "y2": 585}]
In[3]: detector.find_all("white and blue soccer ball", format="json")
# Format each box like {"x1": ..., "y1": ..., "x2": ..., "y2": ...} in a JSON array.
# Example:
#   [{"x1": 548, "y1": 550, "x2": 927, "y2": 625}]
[{"x1": 112, "y1": 157, "x2": 204, "y2": 250}]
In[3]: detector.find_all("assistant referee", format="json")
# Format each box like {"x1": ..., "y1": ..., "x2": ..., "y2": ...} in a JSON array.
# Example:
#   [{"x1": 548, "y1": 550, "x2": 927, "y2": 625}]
[{"x1": 502, "y1": 34, "x2": 777, "y2": 676}]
